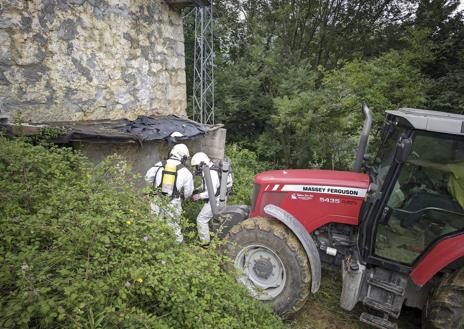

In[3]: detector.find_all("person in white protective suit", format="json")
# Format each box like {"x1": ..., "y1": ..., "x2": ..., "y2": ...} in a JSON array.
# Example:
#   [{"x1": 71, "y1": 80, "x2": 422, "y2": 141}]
[
  {"x1": 145, "y1": 143, "x2": 194, "y2": 243},
  {"x1": 191, "y1": 152, "x2": 222, "y2": 245}
]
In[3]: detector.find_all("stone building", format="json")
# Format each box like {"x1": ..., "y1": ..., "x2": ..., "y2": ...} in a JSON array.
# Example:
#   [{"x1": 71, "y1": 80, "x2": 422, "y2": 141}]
[
  {"x1": 0, "y1": 0, "x2": 226, "y2": 180},
  {"x1": 0, "y1": 0, "x2": 197, "y2": 122}
]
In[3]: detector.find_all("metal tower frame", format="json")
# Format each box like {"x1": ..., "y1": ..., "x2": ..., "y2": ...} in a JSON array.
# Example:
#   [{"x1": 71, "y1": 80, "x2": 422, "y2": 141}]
[{"x1": 192, "y1": 3, "x2": 215, "y2": 124}]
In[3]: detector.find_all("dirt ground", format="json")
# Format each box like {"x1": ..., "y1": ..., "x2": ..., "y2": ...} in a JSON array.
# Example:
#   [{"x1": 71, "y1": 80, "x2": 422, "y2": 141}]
[{"x1": 288, "y1": 267, "x2": 422, "y2": 329}]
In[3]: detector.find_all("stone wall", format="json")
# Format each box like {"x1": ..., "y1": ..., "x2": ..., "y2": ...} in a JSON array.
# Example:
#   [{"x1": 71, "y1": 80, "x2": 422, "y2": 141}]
[
  {"x1": 0, "y1": 0, "x2": 187, "y2": 122},
  {"x1": 75, "y1": 127, "x2": 227, "y2": 187}
]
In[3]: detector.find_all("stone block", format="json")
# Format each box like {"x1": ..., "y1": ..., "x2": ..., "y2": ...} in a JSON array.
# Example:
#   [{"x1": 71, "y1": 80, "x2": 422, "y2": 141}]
[{"x1": 0, "y1": 31, "x2": 12, "y2": 65}]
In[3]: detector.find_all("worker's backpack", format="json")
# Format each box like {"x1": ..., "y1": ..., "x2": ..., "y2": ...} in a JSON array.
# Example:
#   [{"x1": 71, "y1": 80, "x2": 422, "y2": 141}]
[
  {"x1": 154, "y1": 160, "x2": 185, "y2": 198},
  {"x1": 211, "y1": 158, "x2": 233, "y2": 197}
]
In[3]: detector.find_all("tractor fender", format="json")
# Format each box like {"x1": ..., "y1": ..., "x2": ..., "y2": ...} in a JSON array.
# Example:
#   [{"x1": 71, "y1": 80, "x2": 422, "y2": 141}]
[
  {"x1": 411, "y1": 233, "x2": 464, "y2": 286},
  {"x1": 264, "y1": 204, "x2": 321, "y2": 293}
]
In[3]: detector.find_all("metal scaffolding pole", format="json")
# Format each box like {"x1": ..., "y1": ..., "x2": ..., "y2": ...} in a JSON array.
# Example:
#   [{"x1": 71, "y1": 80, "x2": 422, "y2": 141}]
[{"x1": 192, "y1": 3, "x2": 214, "y2": 124}]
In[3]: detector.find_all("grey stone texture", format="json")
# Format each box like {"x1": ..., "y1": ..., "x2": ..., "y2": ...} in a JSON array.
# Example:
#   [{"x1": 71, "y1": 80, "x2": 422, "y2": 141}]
[{"x1": 0, "y1": 0, "x2": 187, "y2": 122}]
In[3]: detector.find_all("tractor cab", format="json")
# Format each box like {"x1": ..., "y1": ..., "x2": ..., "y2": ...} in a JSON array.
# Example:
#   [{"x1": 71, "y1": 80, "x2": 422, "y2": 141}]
[
  {"x1": 345, "y1": 108, "x2": 464, "y2": 328},
  {"x1": 361, "y1": 108, "x2": 464, "y2": 268},
  {"x1": 221, "y1": 106, "x2": 464, "y2": 329}
]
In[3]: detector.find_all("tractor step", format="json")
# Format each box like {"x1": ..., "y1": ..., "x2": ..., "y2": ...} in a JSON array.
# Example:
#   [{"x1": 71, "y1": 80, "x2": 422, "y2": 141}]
[
  {"x1": 360, "y1": 312, "x2": 397, "y2": 329},
  {"x1": 367, "y1": 277, "x2": 405, "y2": 296},
  {"x1": 363, "y1": 297, "x2": 401, "y2": 317}
]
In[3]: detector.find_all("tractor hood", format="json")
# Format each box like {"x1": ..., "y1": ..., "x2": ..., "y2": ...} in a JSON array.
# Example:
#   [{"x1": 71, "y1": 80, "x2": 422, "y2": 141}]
[
  {"x1": 255, "y1": 169, "x2": 370, "y2": 192},
  {"x1": 251, "y1": 169, "x2": 371, "y2": 233}
]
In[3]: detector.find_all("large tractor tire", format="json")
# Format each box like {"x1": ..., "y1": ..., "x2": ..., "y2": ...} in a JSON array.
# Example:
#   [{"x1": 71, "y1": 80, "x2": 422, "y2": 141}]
[
  {"x1": 423, "y1": 267, "x2": 464, "y2": 329},
  {"x1": 223, "y1": 217, "x2": 311, "y2": 318}
]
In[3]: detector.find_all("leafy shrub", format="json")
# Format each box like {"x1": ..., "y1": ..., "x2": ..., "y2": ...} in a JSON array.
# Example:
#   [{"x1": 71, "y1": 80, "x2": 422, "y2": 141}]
[
  {"x1": 0, "y1": 137, "x2": 284, "y2": 329},
  {"x1": 270, "y1": 50, "x2": 429, "y2": 169},
  {"x1": 225, "y1": 144, "x2": 273, "y2": 206}
]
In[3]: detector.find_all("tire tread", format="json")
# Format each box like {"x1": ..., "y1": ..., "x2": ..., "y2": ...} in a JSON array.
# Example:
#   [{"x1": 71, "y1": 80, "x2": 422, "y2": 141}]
[
  {"x1": 424, "y1": 268, "x2": 464, "y2": 329},
  {"x1": 225, "y1": 217, "x2": 311, "y2": 318}
]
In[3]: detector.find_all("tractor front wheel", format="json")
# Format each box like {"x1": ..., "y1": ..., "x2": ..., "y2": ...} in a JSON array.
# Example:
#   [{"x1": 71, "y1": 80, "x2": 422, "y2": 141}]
[
  {"x1": 223, "y1": 217, "x2": 311, "y2": 318},
  {"x1": 424, "y1": 267, "x2": 464, "y2": 329}
]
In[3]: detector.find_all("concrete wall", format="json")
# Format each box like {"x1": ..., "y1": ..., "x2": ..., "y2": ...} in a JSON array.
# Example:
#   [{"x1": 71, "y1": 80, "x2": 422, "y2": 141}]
[
  {"x1": 183, "y1": 127, "x2": 226, "y2": 160},
  {"x1": 0, "y1": 0, "x2": 187, "y2": 122},
  {"x1": 75, "y1": 127, "x2": 226, "y2": 186}
]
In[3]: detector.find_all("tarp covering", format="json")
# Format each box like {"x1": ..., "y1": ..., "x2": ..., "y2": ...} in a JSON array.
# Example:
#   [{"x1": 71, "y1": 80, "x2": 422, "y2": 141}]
[
  {"x1": 1, "y1": 115, "x2": 211, "y2": 144},
  {"x1": 122, "y1": 115, "x2": 209, "y2": 142}
]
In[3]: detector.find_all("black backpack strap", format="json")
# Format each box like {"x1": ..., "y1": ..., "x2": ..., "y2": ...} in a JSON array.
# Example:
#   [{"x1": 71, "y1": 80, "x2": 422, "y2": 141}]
[{"x1": 153, "y1": 160, "x2": 166, "y2": 189}]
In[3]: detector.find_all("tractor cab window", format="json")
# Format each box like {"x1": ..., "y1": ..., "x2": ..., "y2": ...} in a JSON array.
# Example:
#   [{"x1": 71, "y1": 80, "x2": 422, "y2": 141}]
[
  {"x1": 375, "y1": 124, "x2": 403, "y2": 187},
  {"x1": 375, "y1": 132, "x2": 464, "y2": 265}
]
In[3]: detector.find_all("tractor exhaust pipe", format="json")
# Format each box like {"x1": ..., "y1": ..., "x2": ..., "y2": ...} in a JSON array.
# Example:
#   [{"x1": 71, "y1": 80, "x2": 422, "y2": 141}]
[{"x1": 352, "y1": 103, "x2": 372, "y2": 173}]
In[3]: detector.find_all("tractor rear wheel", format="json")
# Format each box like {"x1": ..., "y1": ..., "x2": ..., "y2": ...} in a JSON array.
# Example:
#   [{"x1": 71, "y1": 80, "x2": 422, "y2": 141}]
[
  {"x1": 424, "y1": 267, "x2": 464, "y2": 329},
  {"x1": 223, "y1": 217, "x2": 311, "y2": 318}
]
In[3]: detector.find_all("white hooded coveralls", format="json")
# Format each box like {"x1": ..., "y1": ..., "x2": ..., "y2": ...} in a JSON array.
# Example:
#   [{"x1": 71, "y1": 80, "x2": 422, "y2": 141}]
[
  {"x1": 145, "y1": 157, "x2": 194, "y2": 243},
  {"x1": 196, "y1": 166, "x2": 221, "y2": 244}
]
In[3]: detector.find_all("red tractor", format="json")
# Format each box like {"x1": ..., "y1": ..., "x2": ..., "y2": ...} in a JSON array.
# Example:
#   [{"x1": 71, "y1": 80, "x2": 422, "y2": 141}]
[{"x1": 217, "y1": 105, "x2": 464, "y2": 329}]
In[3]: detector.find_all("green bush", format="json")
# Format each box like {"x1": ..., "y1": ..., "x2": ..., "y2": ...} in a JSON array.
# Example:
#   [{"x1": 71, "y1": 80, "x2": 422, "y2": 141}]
[
  {"x1": 270, "y1": 50, "x2": 429, "y2": 169},
  {"x1": 225, "y1": 144, "x2": 272, "y2": 206},
  {"x1": 0, "y1": 137, "x2": 284, "y2": 329}
]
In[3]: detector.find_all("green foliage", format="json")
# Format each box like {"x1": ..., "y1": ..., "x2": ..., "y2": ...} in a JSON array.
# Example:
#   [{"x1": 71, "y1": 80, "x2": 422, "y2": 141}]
[
  {"x1": 215, "y1": 48, "x2": 430, "y2": 171},
  {"x1": 0, "y1": 138, "x2": 284, "y2": 329},
  {"x1": 22, "y1": 127, "x2": 64, "y2": 147},
  {"x1": 323, "y1": 51, "x2": 429, "y2": 124},
  {"x1": 268, "y1": 50, "x2": 429, "y2": 169},
  {"x1": 226, "y1": 145, "x2": 272, "y2": 205},
  {"x1": 184, "y1": 1, "x2": 463, "y2": 170},
  {"x1": 427, "y1": 68, "x2": 464, "y2": 113},
  {"x1": 215, "y1": 45, "x2": 279, "y2": 149},
  {"x1": 414, "y1": 7, "x2": 464, "y2": 114}
]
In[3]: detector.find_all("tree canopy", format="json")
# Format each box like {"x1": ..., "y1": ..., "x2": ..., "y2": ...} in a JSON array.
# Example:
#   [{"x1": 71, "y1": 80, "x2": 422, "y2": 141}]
[{"x1": 185, "y1": 0, "x2": 464, "y2": 169}]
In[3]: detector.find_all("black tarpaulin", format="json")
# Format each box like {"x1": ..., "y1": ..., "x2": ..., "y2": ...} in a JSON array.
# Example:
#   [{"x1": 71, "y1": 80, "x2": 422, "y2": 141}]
[
  {"x1": 122, "y1": 115, "x2": 209, "y2": 141},
  {"x1": 1, "y1": 115, "x2": 211, "y2": 144}
]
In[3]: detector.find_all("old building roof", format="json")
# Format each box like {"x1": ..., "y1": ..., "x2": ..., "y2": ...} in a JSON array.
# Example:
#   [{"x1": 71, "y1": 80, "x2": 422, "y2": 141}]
[{"x1": 1, "y1": 115, "x2": 220, "y2": 145}]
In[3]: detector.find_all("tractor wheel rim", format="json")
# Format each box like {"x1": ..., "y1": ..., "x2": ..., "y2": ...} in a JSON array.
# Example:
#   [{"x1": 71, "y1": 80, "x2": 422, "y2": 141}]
[{"x1": 235, "y1": 244, "x2": 286, "y2": 300}]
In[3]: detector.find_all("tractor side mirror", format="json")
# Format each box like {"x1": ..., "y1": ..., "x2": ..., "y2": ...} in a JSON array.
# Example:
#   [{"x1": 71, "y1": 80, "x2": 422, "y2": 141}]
[{"x1": 395, "y1": 137, "x2": 413, "y2": 163}]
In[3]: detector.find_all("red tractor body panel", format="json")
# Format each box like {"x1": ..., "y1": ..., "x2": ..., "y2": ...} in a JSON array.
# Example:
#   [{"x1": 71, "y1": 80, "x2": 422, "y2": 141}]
[
  {"x1": 410, "y1": 234, "x2": 464, "y2": 286},
  {"x1": 251, "y1": 169, "x2": 370, "y2": 233},
  {"x1": 251, "y1": 169, "x2": 462, "y2": 287}
]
